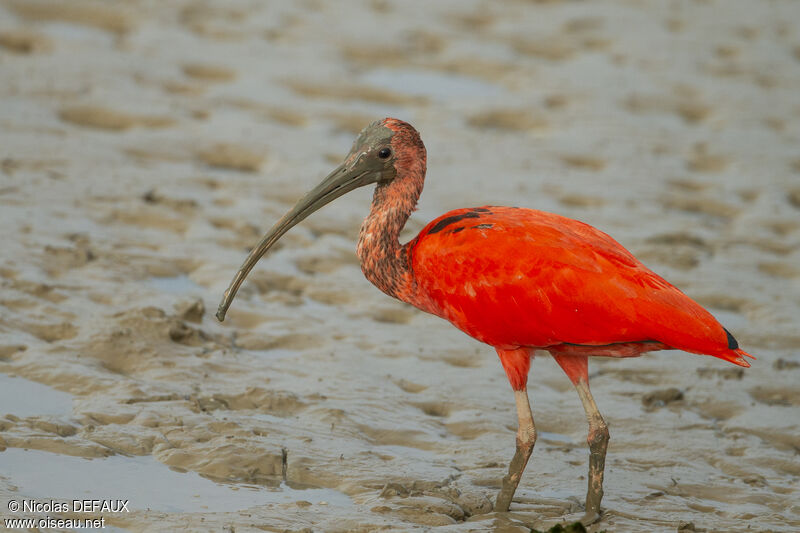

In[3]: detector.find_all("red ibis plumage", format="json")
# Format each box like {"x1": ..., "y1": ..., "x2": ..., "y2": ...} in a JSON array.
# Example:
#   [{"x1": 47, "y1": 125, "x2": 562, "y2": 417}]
[{"x1": 217, "y1": 118, "x2": 753, "y2": 524}]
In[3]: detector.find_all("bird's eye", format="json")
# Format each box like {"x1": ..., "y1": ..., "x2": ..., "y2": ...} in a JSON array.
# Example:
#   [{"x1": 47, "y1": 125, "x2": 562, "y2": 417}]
[{"x1": 378, "y1": 147, "x2": 392, "y2": 159}]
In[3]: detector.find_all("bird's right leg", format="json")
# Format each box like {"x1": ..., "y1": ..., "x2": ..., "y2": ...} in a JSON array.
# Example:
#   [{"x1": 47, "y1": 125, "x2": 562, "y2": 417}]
[{"x1": 495, "y1": 347, "x2": 536, "y2": 512}]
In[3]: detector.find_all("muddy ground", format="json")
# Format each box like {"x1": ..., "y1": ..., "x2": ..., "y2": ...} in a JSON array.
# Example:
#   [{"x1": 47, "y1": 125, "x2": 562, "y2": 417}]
[{"x1": 0, "y1": 0, "x2": 798, "y2": 531}]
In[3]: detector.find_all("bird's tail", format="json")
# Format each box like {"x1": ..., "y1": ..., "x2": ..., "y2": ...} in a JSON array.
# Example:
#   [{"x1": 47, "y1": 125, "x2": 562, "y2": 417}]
[{"x1": 718, "y1": 348, "x2": 756, "y2": 368}]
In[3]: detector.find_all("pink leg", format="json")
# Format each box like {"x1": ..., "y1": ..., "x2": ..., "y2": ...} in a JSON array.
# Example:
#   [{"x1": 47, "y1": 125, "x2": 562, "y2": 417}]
[
  {"x1": 495, "y1": 347, "x2": 536, "y2": 512},
  {"x1": 552, "y1": 354, "x2": 609, "y2": 526}
]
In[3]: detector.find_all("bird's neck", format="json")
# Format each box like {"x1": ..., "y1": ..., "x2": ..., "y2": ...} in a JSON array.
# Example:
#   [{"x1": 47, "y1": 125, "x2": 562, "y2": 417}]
[{"x1": 357, "y1": 168, "x2": 424, "y2": 301}]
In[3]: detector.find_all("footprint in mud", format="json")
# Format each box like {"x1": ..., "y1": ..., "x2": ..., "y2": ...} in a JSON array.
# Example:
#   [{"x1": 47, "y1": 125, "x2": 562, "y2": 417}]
[
  {"x1": 59, "y1": 106, "x2": 174, "y2": 131},
  {"x1": 0, "y1": 29, "x2": 53, "y2": 54}
]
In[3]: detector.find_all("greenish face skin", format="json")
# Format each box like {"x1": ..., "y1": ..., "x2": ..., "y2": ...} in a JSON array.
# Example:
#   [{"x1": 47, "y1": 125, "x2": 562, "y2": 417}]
[
  {"x1": 216, "y1": 121, "x2": 397, "y2": 321},
  {"x1": 345, "y1": 121, "x2": 397, "y2": 183}
]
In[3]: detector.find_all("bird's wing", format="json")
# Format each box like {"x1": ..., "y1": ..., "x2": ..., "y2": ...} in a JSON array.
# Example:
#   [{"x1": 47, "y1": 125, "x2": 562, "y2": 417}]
[{"x1": 407, "y1": 206, "x2": 749, "y2": 365}]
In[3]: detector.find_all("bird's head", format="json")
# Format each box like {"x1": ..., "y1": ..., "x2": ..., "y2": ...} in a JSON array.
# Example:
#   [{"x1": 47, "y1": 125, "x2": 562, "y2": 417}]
[{"x1": 216, "y1": 118, "x2": 425, "y2": 321}]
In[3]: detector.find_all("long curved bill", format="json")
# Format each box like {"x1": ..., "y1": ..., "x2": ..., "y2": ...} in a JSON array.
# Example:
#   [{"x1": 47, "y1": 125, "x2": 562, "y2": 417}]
[{"x1": 216, "y1": 163, "x2": 374, "y2": 321}]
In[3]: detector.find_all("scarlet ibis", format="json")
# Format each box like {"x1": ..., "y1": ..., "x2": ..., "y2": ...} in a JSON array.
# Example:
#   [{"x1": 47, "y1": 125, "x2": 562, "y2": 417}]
[{"x1": 216, "y1": 118, "x2": 753, "y2": 524}]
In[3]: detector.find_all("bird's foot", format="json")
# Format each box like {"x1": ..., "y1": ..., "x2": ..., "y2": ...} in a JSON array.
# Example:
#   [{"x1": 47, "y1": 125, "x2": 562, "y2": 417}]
[{"x1": 579, "y1": 510, "x2": 602, "y2": 527}]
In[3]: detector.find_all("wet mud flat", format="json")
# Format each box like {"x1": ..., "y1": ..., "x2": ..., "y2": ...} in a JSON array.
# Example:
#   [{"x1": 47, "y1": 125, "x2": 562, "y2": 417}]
[{"x1": 1, "y1": 0, "x2": 799, "y2": 531}]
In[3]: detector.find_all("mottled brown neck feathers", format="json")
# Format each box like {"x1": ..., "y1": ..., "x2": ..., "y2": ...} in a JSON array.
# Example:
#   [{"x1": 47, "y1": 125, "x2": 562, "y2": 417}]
[{"x1": 357, "y1": 123, "x2": 426, "y2": 300}]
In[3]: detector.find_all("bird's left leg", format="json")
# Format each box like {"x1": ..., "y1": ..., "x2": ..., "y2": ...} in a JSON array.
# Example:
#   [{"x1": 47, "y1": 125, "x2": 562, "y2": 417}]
[
  {"x1": 495, "y1": 347, "x2": 536, "y2": 512},
  {"x1": 552, "y1": 354, "x2": 609, "y2": 526}
]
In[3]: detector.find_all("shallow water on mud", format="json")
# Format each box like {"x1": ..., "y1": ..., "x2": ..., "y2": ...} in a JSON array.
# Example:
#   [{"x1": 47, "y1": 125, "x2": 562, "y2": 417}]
[
  {"x1": 0, "y1": 448, "x2": 352, "y2": 520},
  {"x1": 0, "y1": 375, "x2": 73, "y2": 418}
]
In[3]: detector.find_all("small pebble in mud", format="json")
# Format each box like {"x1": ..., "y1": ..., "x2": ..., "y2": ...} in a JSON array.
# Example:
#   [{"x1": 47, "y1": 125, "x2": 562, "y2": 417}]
[{"x1": 642, "y1": 387, "x2": 684, "y2": 410}]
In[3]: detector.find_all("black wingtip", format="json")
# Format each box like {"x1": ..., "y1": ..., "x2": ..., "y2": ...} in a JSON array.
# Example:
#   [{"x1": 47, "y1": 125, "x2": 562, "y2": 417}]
[{"x1": 724, "y1": 328, "x2": 739, "y2": 350}]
